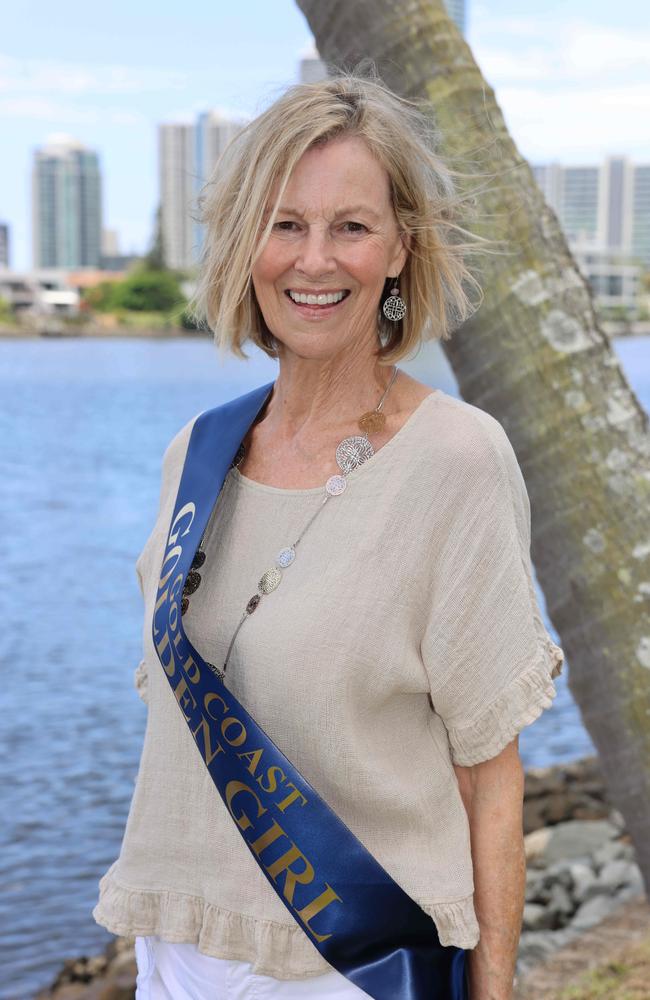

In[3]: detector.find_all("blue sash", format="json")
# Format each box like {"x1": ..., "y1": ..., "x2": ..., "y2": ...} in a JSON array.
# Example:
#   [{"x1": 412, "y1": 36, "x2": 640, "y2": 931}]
[{"x1": 151, "y1": 380, "x2": 469, "y2": 1000}]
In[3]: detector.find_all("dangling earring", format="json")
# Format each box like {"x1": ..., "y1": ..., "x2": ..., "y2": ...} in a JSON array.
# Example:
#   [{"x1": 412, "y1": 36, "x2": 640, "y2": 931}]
[{"x1": 382, "y1": 278, "x2": 407, "y2": 321}]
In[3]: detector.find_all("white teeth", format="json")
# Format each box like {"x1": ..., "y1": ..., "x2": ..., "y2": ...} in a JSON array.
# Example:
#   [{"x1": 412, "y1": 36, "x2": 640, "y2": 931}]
[{"x1": 288, "y1": 290, "x2": 346, "y2": 305}]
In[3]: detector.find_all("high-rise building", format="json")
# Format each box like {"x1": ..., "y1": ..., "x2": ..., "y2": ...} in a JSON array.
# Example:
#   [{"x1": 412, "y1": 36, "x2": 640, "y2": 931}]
[
  {"x1": 31, "y1": 136, "x2": 102, "y2": 268},
  {"x1": 0, "y1": 223, "x2": 9, "y2": 267},
  {"x1": 159, "y1": 123, "x2": 195, "y2": 272},
  {"x1": 299, "y1": 46, "x2": 328, "y2": 84},
  {"x1": 533, "y1": 157, "x2": 650, "y2": 267},
  {"x1": 632, "y1": 165, "x2": 650, "y2": 267},
  {"x1": 444, "y1": 0, "x2": 466, "y2": 33},
  {"x1": 158, "y1": 112, "x2": 246, "y2": 271},
  {"x1": 193, "y1": 111, "x2": 246, "y2": 259}
]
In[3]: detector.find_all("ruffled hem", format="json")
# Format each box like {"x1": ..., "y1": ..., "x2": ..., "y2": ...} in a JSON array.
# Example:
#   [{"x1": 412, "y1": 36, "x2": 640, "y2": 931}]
[
  {"x1": 420, "y1": 895, "x2": 480, "y2": 949},
  {"x1": 447, "y1": 637, "x2": 565, "y2": 767},
  {"x1": 92, "y1": 864, "x2": 479, "y2": 978},
  {"x1": 133, "y1": 659, "x2": 148, "y2": 704}
]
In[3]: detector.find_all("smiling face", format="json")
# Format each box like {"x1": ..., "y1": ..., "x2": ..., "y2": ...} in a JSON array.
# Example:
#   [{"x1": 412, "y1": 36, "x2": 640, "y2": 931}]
[{"x1": 251, "y1": 134, "x2": 408, "y2": 362}]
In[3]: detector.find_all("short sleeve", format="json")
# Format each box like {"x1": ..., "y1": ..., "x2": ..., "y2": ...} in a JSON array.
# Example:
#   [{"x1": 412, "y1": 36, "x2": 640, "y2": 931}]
[{"x1": 420, "y1": 416, "x2": 564, "y2": 767}]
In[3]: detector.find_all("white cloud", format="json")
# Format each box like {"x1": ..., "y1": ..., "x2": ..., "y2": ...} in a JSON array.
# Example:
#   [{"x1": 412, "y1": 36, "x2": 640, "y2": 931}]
[
  {"x1": 496, "y1": 85, "x2": 650, "y2": 162},
  {"x1": 0, "y1": 53, "x2": 186, "y2": 96},
  {"x1": 0, "y1": 95, "x2": 145, "y2": 124},
  {"x1": 468, "y1": 10, "x2": 650, "y2": 161}
]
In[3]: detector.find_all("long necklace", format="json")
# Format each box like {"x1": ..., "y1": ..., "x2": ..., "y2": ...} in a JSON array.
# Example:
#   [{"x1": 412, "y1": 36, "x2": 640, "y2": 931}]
[{"x1": 181, "y1": 366, "x2": 400, "y2": 681}]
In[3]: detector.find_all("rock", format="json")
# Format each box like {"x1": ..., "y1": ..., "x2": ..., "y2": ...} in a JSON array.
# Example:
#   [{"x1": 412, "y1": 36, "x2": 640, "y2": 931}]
[
  {"x1": 567, "y1": 861, "x2": 599, "y2": 905},
  {"x1": 598, "y1": 859, "x2": 643, "y2": 892},
  {"x1": 525, "y1": 820, "x2": 619, "y2": 867},
  {"x1": 546, "y1": 883, "x2": 574, "y2": 926},
  {"x1": 524, "y1": 827, "x2": 552, "y2": 866},
  {"x1": 522, "y1": 902, "x2": 554, "y2": 931},
  {"x1": 592, "y1": 838, "x2": 625, "y2": 868},
  {"x1": 571, "y1": 892, "x2": 627, "y2": 930}
]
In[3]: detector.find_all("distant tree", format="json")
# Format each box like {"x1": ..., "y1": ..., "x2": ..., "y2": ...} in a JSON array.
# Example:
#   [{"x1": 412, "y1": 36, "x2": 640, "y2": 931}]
[
  {"x1": 111, "y1": 268, "x2": 185, "y2": 312},
  {"x1": 82, "y1": 281, "x2": 118, "y2": 312},
  {"x1": 143, "y1": 204, "x2": 167, "y2": 271}
]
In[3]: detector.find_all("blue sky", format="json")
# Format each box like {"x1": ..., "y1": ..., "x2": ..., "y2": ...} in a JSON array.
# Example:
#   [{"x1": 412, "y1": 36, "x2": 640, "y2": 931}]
[{"x1": 3, "y1": 0, "x2": 649, "y2": 269}]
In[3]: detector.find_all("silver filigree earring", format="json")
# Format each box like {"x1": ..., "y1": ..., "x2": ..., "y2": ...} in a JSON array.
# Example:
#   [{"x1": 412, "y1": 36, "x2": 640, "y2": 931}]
[{"x1": 382, "y1": 278, "x2": 407, "y2": 321}]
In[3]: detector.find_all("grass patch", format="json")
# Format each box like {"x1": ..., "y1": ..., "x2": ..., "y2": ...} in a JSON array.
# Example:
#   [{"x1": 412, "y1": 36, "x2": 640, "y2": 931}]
[{"x1": 556, "y1": 933, "x2": 650, "y2": 1000}]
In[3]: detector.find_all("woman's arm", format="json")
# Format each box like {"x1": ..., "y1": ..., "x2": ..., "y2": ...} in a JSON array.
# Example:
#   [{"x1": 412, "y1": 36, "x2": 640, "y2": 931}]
[{"x1": 453, "y1": 736, "x2": 526, "y2": 1000}]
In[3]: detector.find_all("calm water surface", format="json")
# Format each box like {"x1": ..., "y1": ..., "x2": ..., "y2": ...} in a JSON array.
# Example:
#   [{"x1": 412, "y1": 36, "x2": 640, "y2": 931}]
[{"x1": 0, "y1": 334, "x2": 647, "y2": 999}]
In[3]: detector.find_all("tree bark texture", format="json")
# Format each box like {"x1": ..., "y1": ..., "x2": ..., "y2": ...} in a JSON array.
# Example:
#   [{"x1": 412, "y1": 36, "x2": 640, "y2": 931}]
[{"x1": 296, "y1": 0, "x2": 650, "y2": 888}]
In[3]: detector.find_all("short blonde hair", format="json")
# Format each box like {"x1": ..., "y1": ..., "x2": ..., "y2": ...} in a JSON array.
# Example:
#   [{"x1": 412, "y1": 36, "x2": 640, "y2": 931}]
[{"x1": 189, "y1": 66, "x2": 485, "y2": 364}]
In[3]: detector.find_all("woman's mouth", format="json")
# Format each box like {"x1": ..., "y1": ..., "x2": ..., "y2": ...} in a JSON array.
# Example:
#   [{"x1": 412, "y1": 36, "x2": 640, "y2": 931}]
[{"x1": 284, "y1": 289, "x2": 351, "y2": 316}]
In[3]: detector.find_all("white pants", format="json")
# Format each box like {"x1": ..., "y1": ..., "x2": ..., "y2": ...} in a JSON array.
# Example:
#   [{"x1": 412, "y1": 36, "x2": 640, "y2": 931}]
[{"x1": 134, "y1": 935, "x2": 372, "y2": 999}]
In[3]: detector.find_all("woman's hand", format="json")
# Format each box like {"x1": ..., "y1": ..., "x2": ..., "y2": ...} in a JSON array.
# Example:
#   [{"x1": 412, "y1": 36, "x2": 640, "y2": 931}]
[{"x1": 453, "y1": 736, "x2": 526, "y2": 1000}]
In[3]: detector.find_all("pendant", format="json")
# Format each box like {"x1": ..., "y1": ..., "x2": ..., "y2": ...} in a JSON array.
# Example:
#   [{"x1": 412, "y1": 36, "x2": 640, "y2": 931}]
[
  {"x1": 335, "y1": 435, "x2": 374, "y2": 474},
  {"x1": 326, "y1": 474, "x2": 347, "y2": 496},
  {"x1": 276, "y1": 546, "x2": 296, "y2": 568},
  {"x1": 358, "y1": 410, "x2": 386, "y2": 434},
  {"x1": 259, "y1": 567, "x2": 282, "y2": 594}
]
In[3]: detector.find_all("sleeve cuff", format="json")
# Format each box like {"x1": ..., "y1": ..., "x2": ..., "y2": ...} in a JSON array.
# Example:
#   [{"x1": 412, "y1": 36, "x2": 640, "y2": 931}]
[{"x1": 446, "y1": 637, "x2": 564, "y2": 766}]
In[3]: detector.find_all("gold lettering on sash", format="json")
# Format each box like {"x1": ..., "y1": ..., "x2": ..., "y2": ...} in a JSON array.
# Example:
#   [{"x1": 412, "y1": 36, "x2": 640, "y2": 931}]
[
  {"x1": 168, "y1": 571, "x2": 184, "y2": 633},
  {"x1": 174, "y1": 675, "x2": 197, "y2": 720},
  {"x1": 295, "y1": 884, "x2": 342, "y2": 943},
  {"x1": 257, "y1": 765, "x2": 286, "y2": 795},
  {"x1": 265, "y1": 844, "x2": 316, "y2": 905},
  {"x1": 204, "y1": 692, "x2": 229, "y2": 720},
  {"x1": 237, "y1": 747, "x2": 264, "y2": 776},
  {"x1": 158, "y1": 545, "x2": 183, "y2": 589},
  {"x1": 155, "y1": 628, "x2": 177, "y2": 678},
  {"x1": 226, "y1": 780, "x2": 267, "y2": 831},
  {"x1": 152, "y1": 587, "x2": 169, "y2": 638},
  {"x1": 276, "y1": 783, "x2": 308, "y2": 813},
  {"x1": 182, "y1": 652, "x2": 201, "y2": 685},
  {"x1": 248, "y1": 819, "x2": 287, "y2": 858},
  {"x1": 168, "y1": 501, "x2": 195, "y2": 545},
  {"x1": 221, "y1": 716, "x2": 247, "y2": 747},
  {"x1": 191, "y1": 716, "x2": 225, "y2": 765}
]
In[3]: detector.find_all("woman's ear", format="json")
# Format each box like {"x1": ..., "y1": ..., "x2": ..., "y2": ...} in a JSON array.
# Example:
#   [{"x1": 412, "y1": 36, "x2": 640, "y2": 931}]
[{"x1": 392, "y1": 231, "x2": 411, "y2": 277}]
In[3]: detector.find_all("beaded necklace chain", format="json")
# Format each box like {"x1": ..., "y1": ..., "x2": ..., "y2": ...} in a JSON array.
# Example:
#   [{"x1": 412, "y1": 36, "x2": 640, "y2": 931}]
[{"x1": 181, "y1": 366, "x2": 400, "y2": 681}]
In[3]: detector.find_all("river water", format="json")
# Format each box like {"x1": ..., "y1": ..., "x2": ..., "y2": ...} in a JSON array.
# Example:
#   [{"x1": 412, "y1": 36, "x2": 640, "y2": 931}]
[{"x1": 0, "y1": 334, "x2": 646, "y2": 999}]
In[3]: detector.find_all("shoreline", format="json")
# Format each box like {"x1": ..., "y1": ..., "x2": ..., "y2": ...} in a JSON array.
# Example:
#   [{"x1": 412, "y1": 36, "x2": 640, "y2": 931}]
[
  {"x1": 33, "y1": 755, "x2": 648, "y2": 999},
  {"x1": 2, "y1": 321, "x2": 649, "y2": 341}
]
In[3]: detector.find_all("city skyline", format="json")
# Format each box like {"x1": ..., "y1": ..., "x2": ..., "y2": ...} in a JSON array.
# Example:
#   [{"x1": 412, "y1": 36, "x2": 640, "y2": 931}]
[{"x1": 2, "y1": 0, "x2": 649, "y2": 269}]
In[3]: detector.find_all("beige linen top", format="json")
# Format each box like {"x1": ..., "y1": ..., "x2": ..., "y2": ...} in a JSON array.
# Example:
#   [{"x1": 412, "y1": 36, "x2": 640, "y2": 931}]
[{"x1": 92, "y1": 386, "x2": 564, "y2": 979}]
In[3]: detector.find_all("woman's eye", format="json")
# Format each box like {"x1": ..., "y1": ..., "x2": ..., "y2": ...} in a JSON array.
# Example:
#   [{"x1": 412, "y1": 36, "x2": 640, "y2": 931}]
[
  {"x1": 342, "y1": 221, "x2": 367, "y2": 234},
  {"x1": 273, "y1": 221, "x2": 299, "y2": 232}
]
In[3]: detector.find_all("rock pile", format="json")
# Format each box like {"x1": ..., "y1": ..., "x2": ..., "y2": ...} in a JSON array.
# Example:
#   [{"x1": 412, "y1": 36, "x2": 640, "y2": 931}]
[{"x1": 518, "y1": 817, "x2": 645, "y2": 974}]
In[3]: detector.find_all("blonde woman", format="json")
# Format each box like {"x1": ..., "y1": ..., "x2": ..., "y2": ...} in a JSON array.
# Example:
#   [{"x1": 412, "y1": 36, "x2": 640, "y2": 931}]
[{"x1": 93, "y1": 71, "x2": 564, "y2": 1000}]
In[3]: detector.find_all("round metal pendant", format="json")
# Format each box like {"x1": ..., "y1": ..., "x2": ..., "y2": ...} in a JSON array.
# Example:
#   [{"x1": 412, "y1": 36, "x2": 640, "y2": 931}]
[
  {"x1": 358, "y1": 410, "x2": 386, "y2": 434},
  {"x1": 276, "y1": 546, "x2": 296, "y2": 569},
  {"x1": 183, "y1": 570, "x2": 201, "y2": 595},
  {"x1": 335, "y1": 435, "x2": 374, "y2": 474},
  {"x1": 382, "y1": 293, "x2": 407, "y2": 321},
  {"x1": 326, "y1": 474, "x2": 347, "y2": 496},
  {"x1": 259, "y1": 567, "x2": 282, "y2": 594},
  {"x1": 246, "y1": 594, "x2": 261, "y2": 614},
  {"x1": 191, "y1": 549, "x2": 206, "y2": 569}
]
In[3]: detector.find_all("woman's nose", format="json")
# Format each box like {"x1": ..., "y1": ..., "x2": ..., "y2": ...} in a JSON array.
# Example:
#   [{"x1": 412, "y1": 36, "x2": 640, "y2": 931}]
[{"x1": 294, "y1": 227, "x2": 337, "y2": 277}]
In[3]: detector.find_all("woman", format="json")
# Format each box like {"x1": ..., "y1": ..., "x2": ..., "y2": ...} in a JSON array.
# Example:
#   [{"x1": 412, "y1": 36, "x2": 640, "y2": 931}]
[{"x1": 93, "y1": 72, "x2": 564, "y2": 1000}]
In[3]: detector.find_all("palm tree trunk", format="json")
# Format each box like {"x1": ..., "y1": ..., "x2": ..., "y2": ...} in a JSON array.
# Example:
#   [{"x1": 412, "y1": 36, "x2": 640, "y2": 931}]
[{"x1": 296, "y1": 0, "x2": 650, "y2": 887}]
